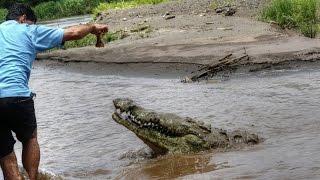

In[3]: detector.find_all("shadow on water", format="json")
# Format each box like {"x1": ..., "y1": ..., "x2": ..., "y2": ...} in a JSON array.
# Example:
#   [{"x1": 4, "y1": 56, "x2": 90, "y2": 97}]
[{"x1": 117, "y1": 153, "x2": 220, "y2": 180}]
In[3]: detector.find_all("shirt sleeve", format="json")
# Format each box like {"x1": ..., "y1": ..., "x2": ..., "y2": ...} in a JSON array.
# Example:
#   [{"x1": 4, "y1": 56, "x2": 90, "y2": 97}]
[{"x1": 31, "y1": 25, "x2": 64, "y2": 52}]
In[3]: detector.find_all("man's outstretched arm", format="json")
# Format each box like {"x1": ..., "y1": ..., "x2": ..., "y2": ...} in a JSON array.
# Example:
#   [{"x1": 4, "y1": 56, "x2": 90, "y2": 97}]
[{"x1": 63, "y1": 24, "x2": 108, "y2": 42}]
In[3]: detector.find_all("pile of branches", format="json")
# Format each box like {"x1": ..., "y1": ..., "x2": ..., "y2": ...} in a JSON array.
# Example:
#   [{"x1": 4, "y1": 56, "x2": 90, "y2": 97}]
[{"x1": 182, "y1": 53, "x2": 250, "y2": 83}]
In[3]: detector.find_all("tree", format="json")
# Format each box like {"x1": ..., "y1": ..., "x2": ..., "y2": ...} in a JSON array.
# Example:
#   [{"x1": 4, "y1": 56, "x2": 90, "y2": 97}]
[{"x1": 0, "y1": 0, "x2": 53, "y2": 8}]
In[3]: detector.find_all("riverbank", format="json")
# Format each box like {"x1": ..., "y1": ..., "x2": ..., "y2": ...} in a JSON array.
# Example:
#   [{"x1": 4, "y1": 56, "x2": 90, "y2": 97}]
[{"x1": 38, "y1": 0, "x2": 320, "y2": 81}]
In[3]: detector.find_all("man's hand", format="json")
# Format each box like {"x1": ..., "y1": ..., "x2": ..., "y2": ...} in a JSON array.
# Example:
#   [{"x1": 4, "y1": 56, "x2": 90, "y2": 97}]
[
  {"x1": 92, "y1": 24, "x2": 108, "y2": 48},
  {"x1": 92, "y1": 24, "x2": 108, "y2": 36}
]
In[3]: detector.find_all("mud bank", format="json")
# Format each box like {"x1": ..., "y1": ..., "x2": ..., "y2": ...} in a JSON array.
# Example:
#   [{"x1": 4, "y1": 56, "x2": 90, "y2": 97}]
[{"x1": 37, "y1": 35, "x2": 320, "y2": 78}]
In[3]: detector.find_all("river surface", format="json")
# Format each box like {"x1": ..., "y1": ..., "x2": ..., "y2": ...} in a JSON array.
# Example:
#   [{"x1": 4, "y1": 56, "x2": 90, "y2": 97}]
[
  {"x1": 41, "y1": 15, "x2": 92, "y2": 28},
  {"x1": 2, "y1": 61, "x2": 320, "y2": 179}
]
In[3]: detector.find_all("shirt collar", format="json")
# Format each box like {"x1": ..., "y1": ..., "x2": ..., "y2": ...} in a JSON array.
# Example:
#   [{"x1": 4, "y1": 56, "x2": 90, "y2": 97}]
[{"x1": 1, "y1": 20, "x2": 19, "y2": 25}]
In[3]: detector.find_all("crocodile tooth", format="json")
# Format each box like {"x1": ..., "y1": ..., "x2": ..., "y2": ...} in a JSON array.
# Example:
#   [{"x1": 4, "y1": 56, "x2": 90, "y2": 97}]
[{"x1": 236, "y1": 138, "x2": 243, "y2": 143}]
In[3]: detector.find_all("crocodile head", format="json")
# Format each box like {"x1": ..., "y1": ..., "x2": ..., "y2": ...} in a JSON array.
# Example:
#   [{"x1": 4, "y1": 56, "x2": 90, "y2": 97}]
[{"x1": 112, "y1": 98, "x2": 260, "y2": 155}]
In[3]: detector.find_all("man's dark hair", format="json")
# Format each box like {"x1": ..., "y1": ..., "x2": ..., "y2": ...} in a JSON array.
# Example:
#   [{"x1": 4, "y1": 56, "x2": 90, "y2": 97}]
[{"x1": 5, "y1": 3, "x2": 37, "y2": 23}]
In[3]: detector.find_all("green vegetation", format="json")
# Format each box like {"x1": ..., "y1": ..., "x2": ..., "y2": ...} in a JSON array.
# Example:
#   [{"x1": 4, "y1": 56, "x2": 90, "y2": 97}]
[
  {"x1": 0, "y1": 0, "x2": 103, "y2": 22},
  {"x1": 261, "y1": 0, "x2": 320, "y2": 38},
  {"x1": 0, "y1": 8, "x2": 7, "y2": 22},
  {"x1": 0, "y1": 0, "x2": 52, "y2": 8},
  {"x1": 63, "y1": 22, "x2": 152, "y2": 49},
  {"x1": 63, "y1": 23, "x2": 153, "y2": 48},
  {"x1": 93, "y1": 0, "x2": 168, "y2": 17},
  {"x1": 33, "y1": 0, "x2": 102, "y2": 21}
]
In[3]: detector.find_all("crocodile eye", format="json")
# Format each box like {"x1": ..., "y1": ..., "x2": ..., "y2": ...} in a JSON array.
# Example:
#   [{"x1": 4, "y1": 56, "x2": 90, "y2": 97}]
[{"x1": 185, "y1": 135, "x2": 204, "y2": 146}]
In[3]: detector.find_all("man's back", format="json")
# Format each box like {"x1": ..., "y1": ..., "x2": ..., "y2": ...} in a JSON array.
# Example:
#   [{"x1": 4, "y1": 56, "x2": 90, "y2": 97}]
[
  {"x1": 0, "y1": 20, "x2": 63, "y2": 98},
  {"x1": 0, "y1": 20, "x2": 35, "y2": 98}
]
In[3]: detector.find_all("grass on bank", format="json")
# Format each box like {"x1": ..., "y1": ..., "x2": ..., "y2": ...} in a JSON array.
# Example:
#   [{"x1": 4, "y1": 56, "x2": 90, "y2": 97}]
[
  {"x1": 63, "y1": 30, "x2": 129, "y2": 49},
  {"x1": 93, "y1": 0, "x2": 168, "y2": 17},
  {"x1": 63, "y1": 23, "x2": 153, "y2": 49},
  {"x1": 261, "y1": 0, "x2": 320, "y2": 38}
]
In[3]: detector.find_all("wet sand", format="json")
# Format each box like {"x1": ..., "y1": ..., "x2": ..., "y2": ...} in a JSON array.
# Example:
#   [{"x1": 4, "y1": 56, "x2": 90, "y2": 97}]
[{"x1": 37, "y1": 35, "x2": 320, "y2": 78}]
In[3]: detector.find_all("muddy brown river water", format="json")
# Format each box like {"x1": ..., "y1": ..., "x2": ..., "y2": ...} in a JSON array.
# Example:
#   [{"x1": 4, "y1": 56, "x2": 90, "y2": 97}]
[{"x1": 2, "y1": 60, "x2": 320, "y2": 179}]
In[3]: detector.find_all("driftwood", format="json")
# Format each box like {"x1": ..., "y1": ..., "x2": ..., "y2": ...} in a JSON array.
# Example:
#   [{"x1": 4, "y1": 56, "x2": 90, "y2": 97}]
[{"x1": 182, "y1": 53, "x2": 250, "y2": 83}]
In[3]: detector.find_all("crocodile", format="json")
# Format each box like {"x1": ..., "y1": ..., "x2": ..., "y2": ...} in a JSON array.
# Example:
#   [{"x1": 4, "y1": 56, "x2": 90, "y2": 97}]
[{"x1": 112, "y1": 98, "x2": 261, "y2": 155}]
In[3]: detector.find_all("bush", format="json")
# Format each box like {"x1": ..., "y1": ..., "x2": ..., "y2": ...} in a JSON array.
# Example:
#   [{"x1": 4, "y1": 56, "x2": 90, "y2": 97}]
[
  {"x1": 33, "y1": 0, "x2": 103, "y2": 21},
  {"x1": 34, "y1": 1, "x2": 63, "y2": 20},
  {"x1": 261, "y1": 0, "x2": 320, "y2": 38},
  {"x1": 60, "y1": 0, "x2": 86, "y2": 16},
  {"x1": 0, "y1": 0, "x2": 53, "y2": 8},
  {"x1": 0, "y1": 8, "x2": 7, "y2": 22}
]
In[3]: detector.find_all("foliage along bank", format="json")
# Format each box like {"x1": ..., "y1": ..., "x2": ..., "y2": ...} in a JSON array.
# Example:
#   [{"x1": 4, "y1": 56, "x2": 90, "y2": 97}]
[
  {"x1": 261, "y1": 0, "x2": 320, "y2": 38},
  {"x1": 0, "y1": 0, "x2": 103, "y2": 22}
]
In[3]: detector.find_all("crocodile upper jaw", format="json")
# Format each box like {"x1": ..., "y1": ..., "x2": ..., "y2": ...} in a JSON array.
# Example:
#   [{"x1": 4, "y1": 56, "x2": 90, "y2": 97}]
[{"x1": 112, "y1": 111, "x2": 169, "y2": 155}]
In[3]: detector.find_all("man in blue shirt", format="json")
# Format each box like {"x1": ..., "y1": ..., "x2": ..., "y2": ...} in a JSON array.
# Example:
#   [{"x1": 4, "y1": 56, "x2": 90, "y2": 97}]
[{"x1": 0, "y1": 3, "x2": 108, "y2": 180}]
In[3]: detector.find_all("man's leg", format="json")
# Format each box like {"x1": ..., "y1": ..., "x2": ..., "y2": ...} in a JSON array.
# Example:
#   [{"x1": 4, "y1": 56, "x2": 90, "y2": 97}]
[
  {"x1": 0, "y1": 114, "x2": 20, "y2": 180},
  {"x1": 21, "y1": 130, "x2": 39, "y2": 180},
  {"x1": 10, "y1": 96, "x2": 39, "y2": 180},
  {"x1": 0, "y1": 152, "x2": 22, "y2": 180}
]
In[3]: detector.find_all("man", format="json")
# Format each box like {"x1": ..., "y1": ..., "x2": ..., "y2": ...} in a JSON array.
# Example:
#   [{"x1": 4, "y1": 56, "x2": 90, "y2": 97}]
[{"x1": 0, "y1": 3, "x2": 108, "y2": 180}]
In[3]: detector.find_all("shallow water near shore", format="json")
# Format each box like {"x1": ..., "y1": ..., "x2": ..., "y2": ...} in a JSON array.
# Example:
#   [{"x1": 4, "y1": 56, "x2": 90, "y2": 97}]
[{"x1": 2, "y1": 61, "x2": 320, "y2": 179}]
